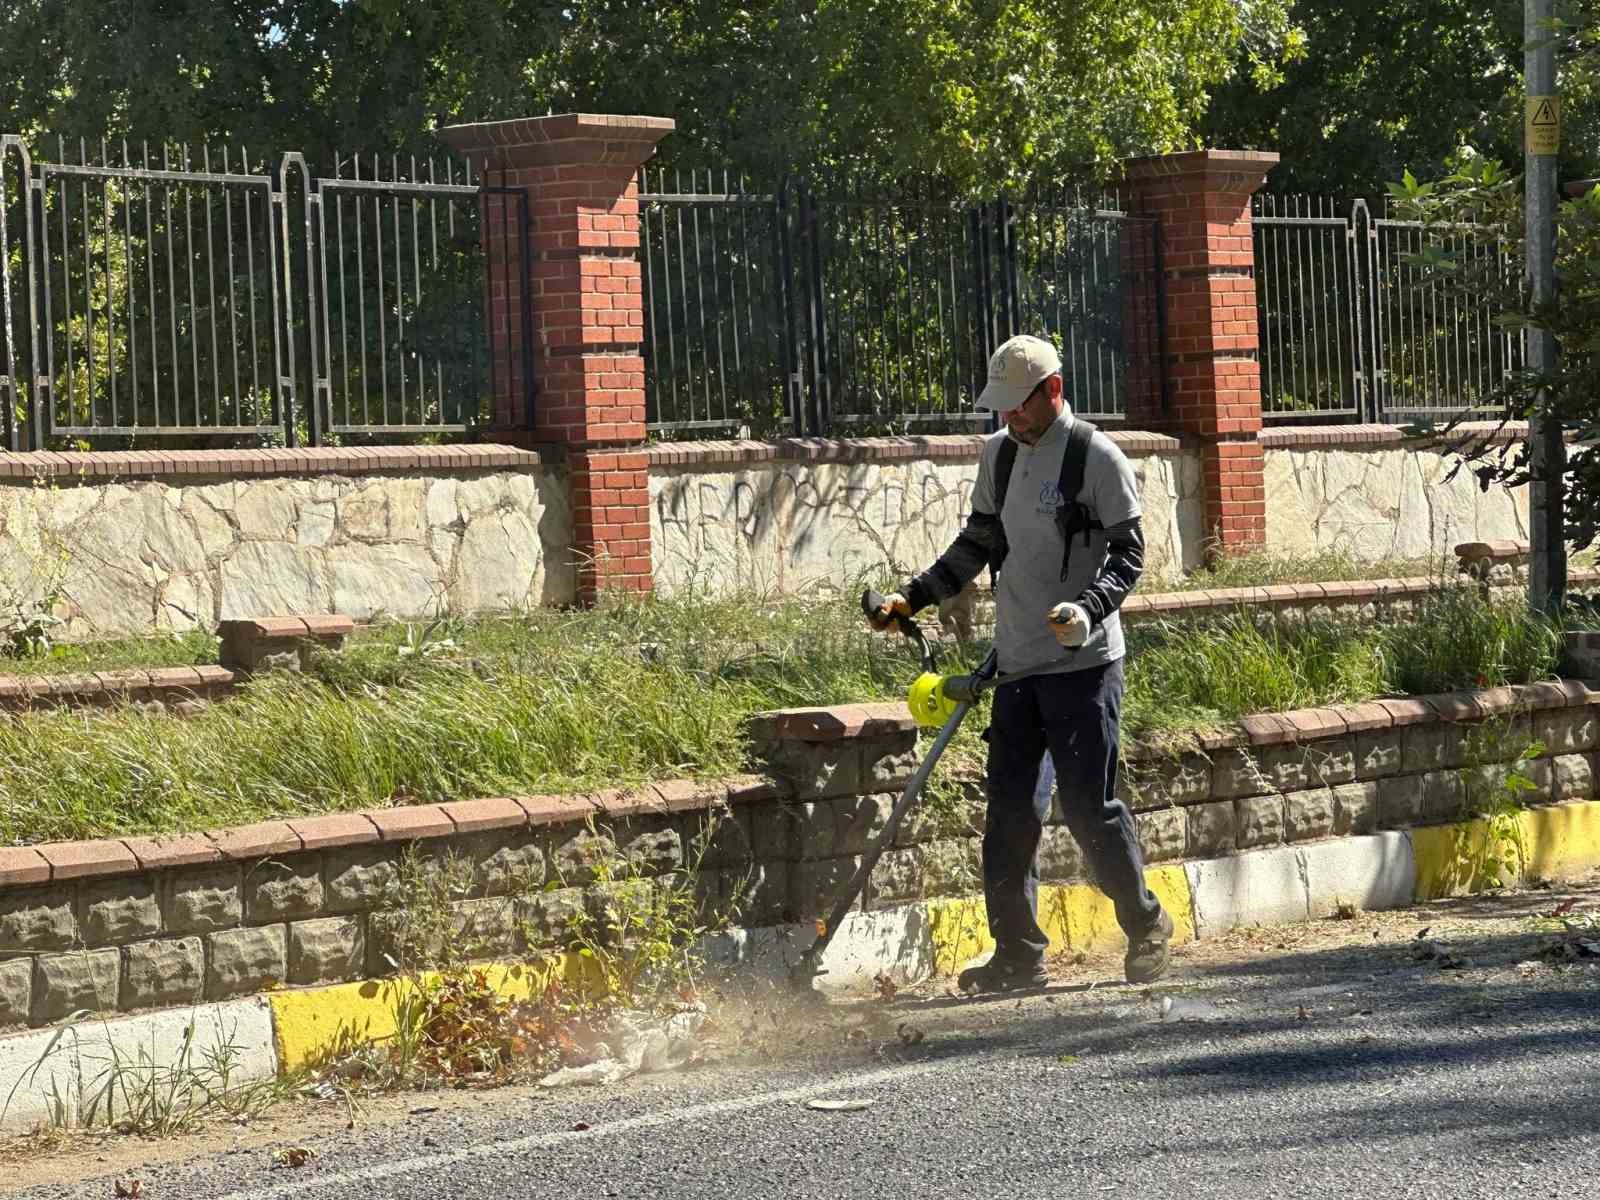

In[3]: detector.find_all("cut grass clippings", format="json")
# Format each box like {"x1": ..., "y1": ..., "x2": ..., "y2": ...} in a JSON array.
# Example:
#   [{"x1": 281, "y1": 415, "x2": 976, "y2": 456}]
[{"x1": 0, "y1": 584, "x2": 1566, "y2": 846}]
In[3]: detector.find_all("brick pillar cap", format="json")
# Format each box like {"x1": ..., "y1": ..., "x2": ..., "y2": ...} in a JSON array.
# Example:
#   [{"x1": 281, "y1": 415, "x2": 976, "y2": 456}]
[
  {"x1": 1121, "y1": 148, "x2": 1280, "y2": 188},
  {"x1": 436, "y1": 113, "x2": 675, "y2": 171}
]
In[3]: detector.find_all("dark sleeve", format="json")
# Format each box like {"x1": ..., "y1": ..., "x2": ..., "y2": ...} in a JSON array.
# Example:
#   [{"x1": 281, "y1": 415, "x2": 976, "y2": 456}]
[
  {"x1": 904, "y1": 509, "x2": 998, "y2": 612},
  {"x1": 1074, "y1": 516, "x2": 1144, "y2": 628}
]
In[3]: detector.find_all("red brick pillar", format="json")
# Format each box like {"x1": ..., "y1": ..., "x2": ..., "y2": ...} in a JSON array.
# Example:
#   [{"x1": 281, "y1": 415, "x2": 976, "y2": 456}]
[
  {"x1": 438, "y1": 114, "x2": 674, "y2": 601},
  {"x1": 1125, "y1": 150, "x2": 1278, "y2": 558}
]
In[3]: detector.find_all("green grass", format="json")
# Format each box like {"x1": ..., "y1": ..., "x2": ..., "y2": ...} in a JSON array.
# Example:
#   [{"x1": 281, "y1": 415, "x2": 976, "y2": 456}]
[
  {"x1": 1123, "y1": 587, "x2": 1562, "y2": 742},
  {"x1": 0, "y1": 544, "x2": 1571, "y2": 684},
  {"x1": 1161, "y1": 549, "x2": 1448, "y2": 592},
  {"x1": 0, "y1": 551, "x2": 1478, "y2": 681},
  {"x1": 0, "y1": 584, "x2": 1566, "y2": 845},
  {"x1": 0, "y1": 628, "x2": 219, "y2": 676}
]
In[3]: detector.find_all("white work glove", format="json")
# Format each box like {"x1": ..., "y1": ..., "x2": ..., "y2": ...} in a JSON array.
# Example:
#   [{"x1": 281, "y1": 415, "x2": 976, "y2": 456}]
[{"x1": 1047, "y1": 601, "x2": 1091, "y2": 649}]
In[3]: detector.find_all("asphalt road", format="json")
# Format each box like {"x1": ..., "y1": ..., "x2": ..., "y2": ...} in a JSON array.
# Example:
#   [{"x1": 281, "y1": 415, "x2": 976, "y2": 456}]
[{"x1": 13, "y1": 884, "x2": 1600, "y2": 1200}]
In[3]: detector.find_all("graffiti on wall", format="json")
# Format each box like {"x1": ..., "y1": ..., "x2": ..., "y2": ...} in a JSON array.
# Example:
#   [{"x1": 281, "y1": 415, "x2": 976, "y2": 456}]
[{"x1": 651, "y1": 453, "x2": 1201, "y2": 596}]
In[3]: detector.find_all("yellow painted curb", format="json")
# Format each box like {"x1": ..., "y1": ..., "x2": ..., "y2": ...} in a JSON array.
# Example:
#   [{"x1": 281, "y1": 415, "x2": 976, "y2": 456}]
[
  {"x1": 927, "y1": 865, "x2": 1195, "y2": 974},
  {"x1": 1038, "y1": 866, "x2": 1197, "y2": 955},
  {"x1": 927, "y1": 896, "x2": 992, "y2": 976},
  {"x1": 269, "y1": 955, "x2": 594, "y2": 1072},
  {"x1": 1520, "y1": 799, "x2": 1600, "y2": 881},
  {"x1": 1413, "y1": 799, "x2": 1600, "y2": 900}
]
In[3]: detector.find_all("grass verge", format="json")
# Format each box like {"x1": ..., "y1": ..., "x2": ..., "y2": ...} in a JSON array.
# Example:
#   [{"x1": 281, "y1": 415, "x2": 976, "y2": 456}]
[
  {"x1": 0, "y1": 548, "x2": 1542, "y2": 681},
  {"x1": 0, "y1": 584, "x2": 1564, "y2": 845}
]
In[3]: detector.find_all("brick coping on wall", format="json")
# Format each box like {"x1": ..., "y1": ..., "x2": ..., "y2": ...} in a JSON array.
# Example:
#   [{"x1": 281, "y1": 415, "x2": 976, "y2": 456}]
[
  {"x1": 1258, "y1": 421, "x2": 1530, "y2": 450},
  {"x1": 1121, "y1": 566, "x2": 1600, "y2": 618},
  {"x1": 0, "y1": 775, "x2": 787, "y2": 890},
  {"x1": 0, "y1": 444, "x2": 544, "y2": 483},
  {"x1": 643, "y1": 423, "x2": 1531, "y2": 469},
  {"x1": 644, "y1": 431, "x2": 1185, "y2": 467},
  {"x1": 5, "y1": 680, "x2": 1595, "y2": 891},
  {"x1": 0, "y1": 665, "x2": 240, "y2": 709},
  {"x1": 0, "y1": 425, "x2": 1531, "y2": 483}
]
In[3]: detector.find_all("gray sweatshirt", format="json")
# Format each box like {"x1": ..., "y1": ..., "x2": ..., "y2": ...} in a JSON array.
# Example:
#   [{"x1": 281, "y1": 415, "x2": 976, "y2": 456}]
[{"x1": 904, "y1": 410, "x2": 1145, "y2": 679}]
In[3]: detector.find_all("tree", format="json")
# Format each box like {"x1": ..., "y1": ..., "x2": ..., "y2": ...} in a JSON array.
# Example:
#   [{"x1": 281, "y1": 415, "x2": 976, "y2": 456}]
[
  {"x1": 2, "y1": 0, "x2": 1298, "y2": 189},
  {"x1": 542, "y1": 0, "x2": 1300, "y2": 191},
  {"x1": 1390, "y1": 161, "x2": 1600, "y2": 549},
  {"x1": 1202, "y1": 0, "x2": 1600, "y2": 196},
  {"x1": 0, "y1": 0, "x2": 554, "y2": 166}
]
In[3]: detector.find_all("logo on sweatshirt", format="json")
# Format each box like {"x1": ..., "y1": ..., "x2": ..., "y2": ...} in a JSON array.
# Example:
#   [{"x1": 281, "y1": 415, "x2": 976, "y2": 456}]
[{"x1": 1037, "y1": 481, "x2": 1064, "y2": 515}]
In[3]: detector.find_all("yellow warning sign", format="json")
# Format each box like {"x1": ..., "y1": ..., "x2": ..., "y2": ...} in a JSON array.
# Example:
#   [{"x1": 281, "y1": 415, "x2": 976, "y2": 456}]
[{"x1": 1527, "y1": 96, "x2": 1561, "y2": 155}]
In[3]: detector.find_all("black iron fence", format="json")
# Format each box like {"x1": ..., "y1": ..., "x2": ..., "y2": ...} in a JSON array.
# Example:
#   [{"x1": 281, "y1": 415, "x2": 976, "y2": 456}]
[
  {"x1": 1253, "y1": 194, "x2": 1522, "y2": 425},
  {"x1": 0, "y1": 135, "x2": 530, "y2": 449},
  {"x1": 637, "y1": 172, "x2": 1166, "y2": 438}
]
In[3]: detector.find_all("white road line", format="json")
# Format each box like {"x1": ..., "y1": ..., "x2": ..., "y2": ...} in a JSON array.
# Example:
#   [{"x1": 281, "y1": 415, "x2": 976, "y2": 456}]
[{"x1": 214, "y1": 1058, "x2": 954, "y2": 1200}]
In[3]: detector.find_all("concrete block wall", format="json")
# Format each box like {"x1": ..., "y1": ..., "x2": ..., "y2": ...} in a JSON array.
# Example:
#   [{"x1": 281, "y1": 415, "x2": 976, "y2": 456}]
[{"x1": 4, "y1": 679, "x2": 1598, "y2": 1031}]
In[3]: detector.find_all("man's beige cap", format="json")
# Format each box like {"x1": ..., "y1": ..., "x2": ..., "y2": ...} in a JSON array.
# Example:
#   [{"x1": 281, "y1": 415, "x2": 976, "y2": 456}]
[{"x1": 976, "y1": 334, "x2": 1062, "y2": 411}]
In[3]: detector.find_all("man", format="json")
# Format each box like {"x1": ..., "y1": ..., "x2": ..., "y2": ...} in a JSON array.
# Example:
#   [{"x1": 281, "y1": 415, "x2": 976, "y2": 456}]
[{"x1": 868, "y1": 333, "x2": 1172, "y2": 990}]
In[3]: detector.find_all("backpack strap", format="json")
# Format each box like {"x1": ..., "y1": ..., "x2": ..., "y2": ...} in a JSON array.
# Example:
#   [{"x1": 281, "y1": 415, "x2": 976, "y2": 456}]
[
  {"x1": 1054, "y1": 419, "x2": 1101, "y2": 580},
  {"x1": 988, "y1": 437, "x2": 1018, "y2": 580}
]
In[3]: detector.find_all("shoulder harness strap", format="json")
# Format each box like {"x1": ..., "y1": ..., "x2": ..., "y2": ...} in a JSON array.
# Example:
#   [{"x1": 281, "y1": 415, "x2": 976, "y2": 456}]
[
  {"x1": 988, "y1": 437, "x2": 1018, "y2": 579},
  {"x1": 1055, "y1": 419, "x2": 1101, "y2": 580}
]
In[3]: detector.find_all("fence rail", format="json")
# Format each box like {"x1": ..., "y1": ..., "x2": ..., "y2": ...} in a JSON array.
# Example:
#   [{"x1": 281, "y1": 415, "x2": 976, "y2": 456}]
[
  {"x1": 0, "y1": 135, "x2": 531, "y2": 449},
  {"x1": 1253, "y1": 194, "x2": 1522, "y2": 425},
  {"x1": 637, "y1": 172, "x2": 1166, "y2": 438},
  {"x1": 8, "y1": 141, "x2": 1520, "y2": 449}
]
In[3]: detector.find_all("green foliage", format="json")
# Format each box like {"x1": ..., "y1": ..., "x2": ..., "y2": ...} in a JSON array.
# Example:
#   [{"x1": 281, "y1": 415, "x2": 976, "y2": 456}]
[
  {"x1": 1381, "y1": 587, "x2": 1564, "y2": 695},
  {"x1": 1389, "y1": 158, "x2": 1600, "y2": 553},
  {"x1": 6, "y1": 1010, "x2": 290, "y2": 1135},
  {"x1": 1450, "y1": 739, "x2": 1539, "y2": 894},
  {"x1": 2, "y1": 1, "x2": 1297, "y2": 191},
  {"x1": 546, "y1": 0, "x2": 1298, "y2": 191},
  {"x1": 0, "y1": 580, "x2": 1565, "y2": 844},
  {"x1": 1122, "y1": 585, "x2": 1562, "y2": 743},
  {"x1": 1164, "y1": 548, "x2": 1447, "y2": 592},
  {"x1": 1203, "y1": 0, "x2": 1600, "y2": 194},
  {"x1": 1125, "y1": 611, "x2": 1387, "y2": 737},
  {"x1": 561, "y1": 817, "x2": 732, "y2": 1010}
]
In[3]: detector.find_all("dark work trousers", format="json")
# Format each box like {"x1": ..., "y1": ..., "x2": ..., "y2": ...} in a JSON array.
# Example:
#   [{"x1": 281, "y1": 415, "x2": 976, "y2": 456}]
[{"x1": 982, "y1": 658, "x2": 1162, "y2": 964}]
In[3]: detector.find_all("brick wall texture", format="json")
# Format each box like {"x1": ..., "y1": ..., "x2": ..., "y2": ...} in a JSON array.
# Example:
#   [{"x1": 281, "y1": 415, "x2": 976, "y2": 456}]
[
  {"x1": 1126, "y1": 150, "x2": 1279, "y2": 556},
  {"x1": 439, "y1": 115, "x2": 673, "y2": 602}
]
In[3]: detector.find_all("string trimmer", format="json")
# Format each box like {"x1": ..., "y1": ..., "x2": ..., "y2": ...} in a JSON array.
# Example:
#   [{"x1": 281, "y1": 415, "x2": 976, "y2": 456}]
[{"x1": 789, "y1": 589, "x2": 998, "y2": 990}]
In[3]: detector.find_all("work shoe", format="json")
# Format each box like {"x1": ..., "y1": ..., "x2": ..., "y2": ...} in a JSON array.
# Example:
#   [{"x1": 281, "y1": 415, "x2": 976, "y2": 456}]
[
  {"x1": 957, "y1": 955, "x2": 1050, "y2": 994},
  {"x1": 1124, "y1": 908, "x2": 1175, "y2": 984}
]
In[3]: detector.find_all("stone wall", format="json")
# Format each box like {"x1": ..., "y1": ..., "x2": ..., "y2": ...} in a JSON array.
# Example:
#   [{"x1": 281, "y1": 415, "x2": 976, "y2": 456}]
[
  {"x1": 0, "y1": 446, "x2": 573, "y2": 639},
  {"x1": 1262, "y1": 425, "x2": 1530, "y2": 561},
  {"x1": 752, "y1": 683, "x2": 1599, "y2": 912},
  {"x1": 0, "y1": 427, "x2": 1544, "y2": 643},
  {"x1": 4, "y1": 679, "x2": 1597, "y2": 1031},
  {"x1": 0, "y1": 777, "x2": 800, "y2": 1031},
  {"x1": 647, "y1": 425, "x2": 1541, "y2": 602},
  {"x1": 648, "y1": 433, "x2": 1205, "y2": 594}
]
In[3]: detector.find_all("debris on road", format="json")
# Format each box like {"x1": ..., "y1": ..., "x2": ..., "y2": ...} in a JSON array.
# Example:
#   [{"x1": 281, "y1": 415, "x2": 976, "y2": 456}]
[
  {"x1": 806, "y1": 1099, "x2": 874, "y2": 1112},
  {"x1": 537, "y1": 1006, "x2": 707, "y2": 1089},
  {"x1": 1159, "y1": 995, "x2": 1225, "y2": 1023}
]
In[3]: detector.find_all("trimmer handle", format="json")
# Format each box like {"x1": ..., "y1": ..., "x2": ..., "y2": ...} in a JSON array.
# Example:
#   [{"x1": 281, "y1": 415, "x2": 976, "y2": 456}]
[
  {"x1": 862, "y1": 588, "x2": 936, "y2": 673},
  {"x1": 862, "y1": 588, "x2": 920, "y2": 638}
]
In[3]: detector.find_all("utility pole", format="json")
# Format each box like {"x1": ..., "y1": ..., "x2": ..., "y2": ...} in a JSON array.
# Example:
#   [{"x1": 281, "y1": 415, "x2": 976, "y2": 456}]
[{"x1": 1527, "y1": 0, "x2": 1565, "y2": 614}]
